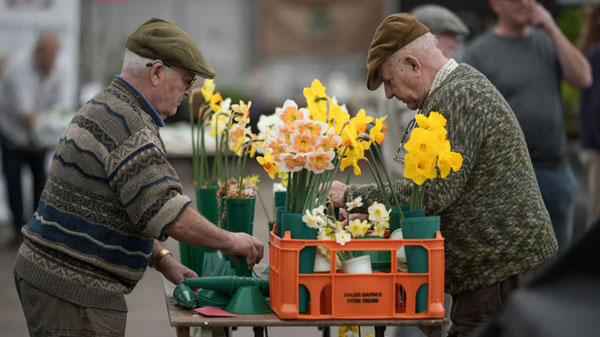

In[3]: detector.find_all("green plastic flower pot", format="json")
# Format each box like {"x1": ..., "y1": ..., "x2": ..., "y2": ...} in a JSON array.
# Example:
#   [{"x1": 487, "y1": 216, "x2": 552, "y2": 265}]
[
  {"x1": 401, "y1": 204, "x2": 426, "y2": 218},
  {"x1": 182, "y1": 187, "x2": 219, "y2": 276},
  {"x1": 281, "y1": 212, "x2": 317, "y2": 314},
  {"x1": 275, "y1": 206, "x2": 287, "y2": 238},
  {"x1": 274, "y1": 191, "x2": 287, "y2": 208},
  {"x1": 225, "y1": 286, "x2": 272, "y2": 314},
  {"x1": 402, "y1": 215, "x2": 440, "y2": 313},
  {"x1": 195, "y1": 289, "x2": 231, "y2": 309},
  {"x1": 225, "y1": 197, "x2": 255, "y2": 277}
]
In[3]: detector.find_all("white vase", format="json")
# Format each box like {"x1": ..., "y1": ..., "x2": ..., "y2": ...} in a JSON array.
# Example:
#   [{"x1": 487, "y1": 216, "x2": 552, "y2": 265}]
[
  {"x1": 342, "y1": 255, "x2": 372, "y2": 274},
  {"x1": 390, "y1": 229, "x2": 408, "y2": 271}
]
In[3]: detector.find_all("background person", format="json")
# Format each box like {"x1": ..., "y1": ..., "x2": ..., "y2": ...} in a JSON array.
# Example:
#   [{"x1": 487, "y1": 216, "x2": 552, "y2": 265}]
[
  {"x1": 462, "y1": 0, "x2": 592, "y2": 254},
  {"x1": 329, "y1": 13, "x2": 558, "y2": 337},
  {"x1": 13, "y1": 18, "x2": 264, "y2": 337},
  {"x1": 0, "y1": 32, "x2": 67, "y2": 247},
  {"x1": 577, "y1": 4, "x2": 600, "y2": 232}
]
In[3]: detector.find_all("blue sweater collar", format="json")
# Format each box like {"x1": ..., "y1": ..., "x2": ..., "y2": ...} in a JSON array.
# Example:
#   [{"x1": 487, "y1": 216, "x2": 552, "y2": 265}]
[{"x1": 115, "y1": 75, "x2": 165, "y2": 127}]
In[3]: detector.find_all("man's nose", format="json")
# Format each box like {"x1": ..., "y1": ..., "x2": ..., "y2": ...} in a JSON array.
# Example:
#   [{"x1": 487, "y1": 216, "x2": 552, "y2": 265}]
[{"x1": 384, "y1": 84, "x2": 394, "y2": 99}]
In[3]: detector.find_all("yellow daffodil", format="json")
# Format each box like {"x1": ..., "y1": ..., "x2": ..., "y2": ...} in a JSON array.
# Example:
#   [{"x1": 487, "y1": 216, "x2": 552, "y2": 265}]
[
  {"x1": 437, "y1": 140, "x2": 463, "y2": 178},
  {"x1": 200, "y1": 79, "x2": 215, "y2": 102},
  {"x1": 403, "y1": 151, "x2": 438, "y2": 185},
  {"x1": 403, "y1": 128, "x2": 443, "y2": 157},
  {"x1": 245, "y1": 175, "x2": 260, "y2": 184},
  {"x1": 209, "y1": 111, "x2": 229, "y2": 139},
  {"x1": 209, "y1": 92, "x2": 223, "y2": 112},
  {"x1": 329, "y1": 103, "x2": 350, "y2": 135},
  {"x1": 340, "y1": 156, "x2": 362, "y2": 176},
  {"x1": 349, "y1": 109, "x2": 373, "y2": 134},
  {"x1": 232, "y1": 100, "x2": 252, "y2": 126},
  {"x1": 303, "y1": 79, "x2": 328, "y2": 122},
  {"x1": 416, "y1": 111, "x2": 447, "y2": 142},
  {"x1": 369, "y1": 115, "x2": 388, "y2": 145},
  {"x1": 257, "y1": 152, "x2": 281, "y2": 179},
  {"x1": 276, "y1": 172, "x2": 288, "y2": 187}
]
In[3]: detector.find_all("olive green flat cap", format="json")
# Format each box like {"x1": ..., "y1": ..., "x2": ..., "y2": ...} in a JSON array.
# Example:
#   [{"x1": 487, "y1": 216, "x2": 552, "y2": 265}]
[
  {"x1": 366, "y1": 13, "x2": 429, "y2": 91},
  {"x1": 126, "y1": 17, "x2": 216, "y2": 79}
]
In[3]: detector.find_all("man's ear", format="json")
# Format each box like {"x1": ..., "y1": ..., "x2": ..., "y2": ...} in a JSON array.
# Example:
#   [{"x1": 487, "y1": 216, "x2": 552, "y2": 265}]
[
  {"x1": 149, "y1": 63, "x2": 163, "y2": 87},
  {"x1": 404, "y1": 55, "x2": 422, "y2": 76}
]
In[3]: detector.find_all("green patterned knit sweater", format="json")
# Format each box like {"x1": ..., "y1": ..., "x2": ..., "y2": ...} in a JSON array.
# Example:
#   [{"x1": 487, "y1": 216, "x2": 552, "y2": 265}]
[
  {"x1": 348, "y1": 64, "x2": 558, "y2": 295},
  {"x1": 14, "y1": 76, "x2": 191, "y2": 311}
]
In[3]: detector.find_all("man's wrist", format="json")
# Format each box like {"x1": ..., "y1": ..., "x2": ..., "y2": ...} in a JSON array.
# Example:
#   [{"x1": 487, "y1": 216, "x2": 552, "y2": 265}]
[{"x1": 150, "y1": 248, "x2": 172, "y2": 269}]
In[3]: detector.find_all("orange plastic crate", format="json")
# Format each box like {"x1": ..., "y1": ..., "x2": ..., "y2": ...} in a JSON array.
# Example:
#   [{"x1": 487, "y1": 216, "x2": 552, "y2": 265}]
[{"x1": 269, "y1": 226, "x2": 445, "y2": 319}]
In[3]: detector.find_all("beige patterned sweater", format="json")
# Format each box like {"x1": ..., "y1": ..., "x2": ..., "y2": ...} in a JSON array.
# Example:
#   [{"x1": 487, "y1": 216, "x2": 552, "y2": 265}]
[{"x1": 14, "y1": 76, "x2": 191, "y2": 311}]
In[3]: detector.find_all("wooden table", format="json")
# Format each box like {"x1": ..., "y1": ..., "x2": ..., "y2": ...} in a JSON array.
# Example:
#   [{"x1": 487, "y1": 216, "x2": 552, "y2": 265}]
[{"x1": 162, "y1": 277, "x2": 448, "y2": 337}]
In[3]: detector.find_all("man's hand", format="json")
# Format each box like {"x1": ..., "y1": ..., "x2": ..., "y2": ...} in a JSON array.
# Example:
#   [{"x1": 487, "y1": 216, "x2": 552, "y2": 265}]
[
  {"x1": 328, "y1": 180, "x2": 348, "y2": 208},
  {"x1": 529, "y1": 3, "x2": 555, "y2": 34},
  {"x1": 337, "y1": 208, "x2": 369, "y2": 227},
  {"x1": 157, "y1": 254, "x2": 198, "y2": 285},
  {"x1": 221, "y1": 232, "x2": 264, "y2": 268}
]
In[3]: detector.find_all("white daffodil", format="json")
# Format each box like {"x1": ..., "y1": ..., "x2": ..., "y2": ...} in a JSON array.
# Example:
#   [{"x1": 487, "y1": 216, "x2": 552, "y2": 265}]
[
  {"x1": 371, "y1": 223, "x2": 387, "y2": 237},
  {"x1": 312, "y1": 205, "x2": 326, "y2": 217},
  {"x1": 272, "y1": 183, "x2": 286, "y2": 193},
  {"x1": 368, "y1": 202, "x2": 390, "y2": 225},
  {"x1": 347, "y1": 219, "x2": 369, "y2": 238},
  {"x1": 302, "y1": 209, "x2": 320, "y2": 229},
  {"x1": 345, "y1": 196, "x2": 363, "y2": 211},
  {"x1": 335, "y1": 229, "x2": 351, "y2": 246}
]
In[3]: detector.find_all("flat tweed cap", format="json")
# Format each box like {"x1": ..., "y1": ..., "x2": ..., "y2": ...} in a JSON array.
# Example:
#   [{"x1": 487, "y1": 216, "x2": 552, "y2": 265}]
[
  {"x1": 366, "y1": 13, "x2": 429, "y2": 91},
  {"x1": 126, "y1": 17, "x2": 216, "y2": 79},
  {"x1": 411, "y1": 4, "x2": 469, "y2": 36}
]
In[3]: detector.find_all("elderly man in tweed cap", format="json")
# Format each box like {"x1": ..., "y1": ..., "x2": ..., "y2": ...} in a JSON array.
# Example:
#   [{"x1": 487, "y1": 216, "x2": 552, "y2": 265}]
[
  {"x1": 379, "y1": 5, "x2": 470, "y2": 182},
  {"x1": 13, "y1": 18, "x2": 264, "y2": 336},
  {"x1": 329, "y1": 13, "x2": 557, "y2": 337}
]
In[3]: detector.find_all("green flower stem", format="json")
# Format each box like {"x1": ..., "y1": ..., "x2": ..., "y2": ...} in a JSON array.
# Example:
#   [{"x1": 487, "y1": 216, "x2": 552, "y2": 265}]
[
  {"x1": 411, "y1": 184, "x2": 419, "y2": 211},
  {"x1": 190, "y1": 102, "x2": 198, "y2": 185},
  {"x1": 372, "y1": 142, "x2": 402, "y2": 216},
  {"x1": 256, "y1": 187, "x2": 272, "y2": 223},
  {"x1": 367, "y1": 147, "x2": 390, "y2": 209}
]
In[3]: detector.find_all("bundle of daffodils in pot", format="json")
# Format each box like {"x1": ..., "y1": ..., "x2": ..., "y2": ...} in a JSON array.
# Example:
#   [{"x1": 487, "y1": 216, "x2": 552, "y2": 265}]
[
  {"x1": 403, "y1": 111, "x2": 463, "y2": 211},
  {"x1": 189, "y1": 79, "x2": 230, "y2": 189},
  {"x1": 255, "y1": 79, "x2": 395, "y2": 217}
]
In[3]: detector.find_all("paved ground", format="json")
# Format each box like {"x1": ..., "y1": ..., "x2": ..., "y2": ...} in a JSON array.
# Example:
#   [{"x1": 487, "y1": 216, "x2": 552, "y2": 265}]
[{"x1": 0, "y1": 141, "x2": 591, "y2": 337}]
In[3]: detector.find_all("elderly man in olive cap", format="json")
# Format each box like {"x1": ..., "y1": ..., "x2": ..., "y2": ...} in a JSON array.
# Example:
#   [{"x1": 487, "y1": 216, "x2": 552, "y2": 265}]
[
  {"x1": 13, "y1": 18, "x2": 264, "y2": 336},
  {"x1": 379, "y1": 4, "x2": 470, "y2": 181},
  {"x1": 329, "y1": 13, "x2": 557, "y2": 337}
]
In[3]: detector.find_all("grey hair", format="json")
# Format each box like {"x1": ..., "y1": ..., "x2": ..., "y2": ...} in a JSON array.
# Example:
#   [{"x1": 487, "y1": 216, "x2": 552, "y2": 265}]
[
  {"x1": 385, "y1": 33, "x2": 441, "y2": 73},
  {"x1": 122, "y1": 49, "x2": 154, "y2": 76}
]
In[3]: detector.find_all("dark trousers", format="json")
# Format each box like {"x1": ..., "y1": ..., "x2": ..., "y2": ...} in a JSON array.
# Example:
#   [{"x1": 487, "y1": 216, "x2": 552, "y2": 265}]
[
  {"x1": 447, "y1": 267, "x2": 541, "y2": 337},
  {"x1": 1, "y1": 140, "x2": 47, "y2": 234}
]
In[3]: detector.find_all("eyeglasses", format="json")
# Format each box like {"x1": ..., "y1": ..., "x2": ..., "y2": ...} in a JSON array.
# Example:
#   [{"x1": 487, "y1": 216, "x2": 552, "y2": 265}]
[
  {"x1": 392, "y1": 110, "x2": 423, "y2": 164},
  {"x1": 146, "y1": 60, "x2": 196, "y2": 90}
]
